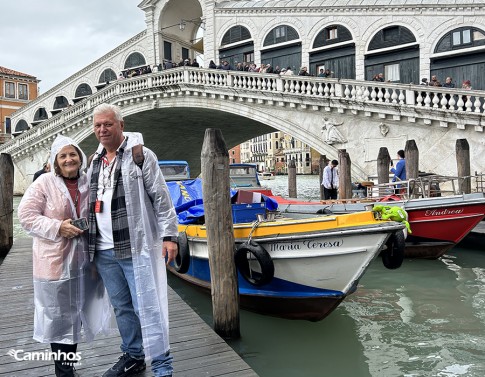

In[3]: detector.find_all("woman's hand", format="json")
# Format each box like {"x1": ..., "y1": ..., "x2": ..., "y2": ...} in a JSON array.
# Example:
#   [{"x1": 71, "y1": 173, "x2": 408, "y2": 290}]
[{"x1": 58, "y1": 219, "x2": 84, "y2": 239}]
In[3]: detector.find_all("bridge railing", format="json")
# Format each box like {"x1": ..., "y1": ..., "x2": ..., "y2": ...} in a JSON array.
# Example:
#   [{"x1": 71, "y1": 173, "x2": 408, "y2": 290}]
[
  {"x1": 2, "y1": 67, "x2": 484, "y2": 157},
  {"x1": 186, "y1": 69, "x2": 484, "y2": 113}
]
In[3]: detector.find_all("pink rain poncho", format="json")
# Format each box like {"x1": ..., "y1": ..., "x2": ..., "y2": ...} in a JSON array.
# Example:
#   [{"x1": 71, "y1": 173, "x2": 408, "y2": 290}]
[{"x1": 18, "y1": 135, "x2": 111, "y2": 344}]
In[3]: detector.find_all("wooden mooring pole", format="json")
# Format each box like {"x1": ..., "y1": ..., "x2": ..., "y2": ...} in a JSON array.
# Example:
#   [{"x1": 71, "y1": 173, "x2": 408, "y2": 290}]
[
  {"x1": 201, "y1": 128, "x2": 240, "y2": 339},
  {"x1": 0, "y1": 153, "x2": 14, "y2": 258},
  {"x1": 338, "y1": 149, "x2": 352, "y2": 199},
  {"x1": 456, "y1": 139, "x2": 471, "y2": 194},
  {"x1": 288, "y1": 158, "x2": 297, "y2": 198},
  {"x1": 377, "y1": 147, "x2": 391, "y2": 197},
  {"x1": 405, "y1": 140, "x2": 419, "y2": 180}
]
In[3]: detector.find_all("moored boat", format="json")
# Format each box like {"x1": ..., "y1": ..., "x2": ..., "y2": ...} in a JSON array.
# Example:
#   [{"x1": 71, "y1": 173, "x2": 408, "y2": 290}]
[
  {"x1": 229, "y1": 163, "x2": 273, "y2": 195},
  {"x1": 167, "y1": 178, "x2": 405, "y2": 321},
  {"x1": 258, "y1": 171, "x2": 276, "y2": 180},
  {"x1": 274, "y1": 176, "x2": 485, "y2": 259}
]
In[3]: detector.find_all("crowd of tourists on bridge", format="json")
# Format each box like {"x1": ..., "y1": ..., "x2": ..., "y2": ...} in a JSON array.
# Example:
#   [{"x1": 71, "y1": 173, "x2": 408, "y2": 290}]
[
  {"x1": 118, "y1": 60, "x2": 473, "y2": 92},
  {"x1": 149, "y1": 58, "x2": 333, "y2": 78},
  {"x1": 373, "y1": 71, "x2": 472, "y2": 90},
  {"x1": 419, "y1": 75, "x2": 472, "y2": 90}
]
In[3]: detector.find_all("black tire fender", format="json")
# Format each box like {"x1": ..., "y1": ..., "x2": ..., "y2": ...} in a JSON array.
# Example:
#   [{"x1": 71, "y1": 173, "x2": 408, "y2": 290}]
[
  {"x1": 234, "y1": 241, "x2": 274, "y2": 286},
  {"x1": 174, "y1": 232, "x2": 190, "y2": 274},
  {"x1": 382, "y1": 230, "x2": 405, "y2": 270}
]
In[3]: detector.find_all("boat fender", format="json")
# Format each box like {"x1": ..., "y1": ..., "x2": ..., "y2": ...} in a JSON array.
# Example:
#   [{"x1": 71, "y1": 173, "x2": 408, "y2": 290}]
[
  {"x1": 382, "y1": 230, "x2": 405, "y2": 270},
  {"x1": 174, "y1": 231, "x2": 190, "y2": 274},
  {"x1": 235, "y1": 241, "x2": 274, "y2": 286}
]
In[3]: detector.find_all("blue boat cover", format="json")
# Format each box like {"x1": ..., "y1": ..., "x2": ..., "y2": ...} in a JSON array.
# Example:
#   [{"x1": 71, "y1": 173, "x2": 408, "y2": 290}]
[{"x1": 166, "y1": 178, "x2": 278, "y2": 224}]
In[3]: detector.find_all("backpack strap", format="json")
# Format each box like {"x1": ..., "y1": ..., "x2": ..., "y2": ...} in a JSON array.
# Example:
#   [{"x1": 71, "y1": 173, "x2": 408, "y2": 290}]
[
  {"x1": 132, "y1": 144, "x2": 144, "y2": 168},
  {"x1": 87, "y1": 153, "x2": 95, "y2": 168}
]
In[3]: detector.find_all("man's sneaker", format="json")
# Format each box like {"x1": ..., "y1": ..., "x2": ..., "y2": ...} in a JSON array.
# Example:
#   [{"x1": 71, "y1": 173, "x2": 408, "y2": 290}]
[{"x1": 102, "y1": 353, "x2": 146, "y2": 377}]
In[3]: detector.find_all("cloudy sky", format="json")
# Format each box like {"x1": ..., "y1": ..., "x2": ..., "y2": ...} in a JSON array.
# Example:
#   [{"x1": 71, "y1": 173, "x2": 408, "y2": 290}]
[{"x1": 1, "y1": 0, "x2": 146, "y2": 93}]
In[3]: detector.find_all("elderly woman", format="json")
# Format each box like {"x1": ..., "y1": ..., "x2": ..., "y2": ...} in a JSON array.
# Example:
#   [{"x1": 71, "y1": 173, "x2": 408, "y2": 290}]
[{"x1": 18, "y1": 135, "x2": 110, "y2": 377}]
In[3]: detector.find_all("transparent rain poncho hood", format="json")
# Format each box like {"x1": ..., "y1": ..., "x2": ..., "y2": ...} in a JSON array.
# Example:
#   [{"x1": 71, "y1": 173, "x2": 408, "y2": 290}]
[
  {"x1": 49, "y1": 134, "x2": 87, "y2": 173},
  {"x1": 18, "y1": 134, "x2": 111, "y2": 344}
]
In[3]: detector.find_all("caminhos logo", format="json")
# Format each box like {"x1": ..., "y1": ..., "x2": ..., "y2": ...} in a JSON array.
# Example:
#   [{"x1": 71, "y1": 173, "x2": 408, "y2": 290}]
[{"x1": 7, "y1": 349, "x2": 82, "y2": 363}]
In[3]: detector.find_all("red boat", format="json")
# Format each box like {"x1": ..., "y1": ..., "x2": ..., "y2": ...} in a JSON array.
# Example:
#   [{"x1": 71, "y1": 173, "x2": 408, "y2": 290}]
[{"x1": 270, "y1": 177, "x2": 485, "y2": 259}]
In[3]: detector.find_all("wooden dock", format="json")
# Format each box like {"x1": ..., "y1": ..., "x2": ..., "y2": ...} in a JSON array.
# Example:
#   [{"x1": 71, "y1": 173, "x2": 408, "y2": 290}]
[{"x1": 0, "y1": 238, "x2": 258, "y2": 377}]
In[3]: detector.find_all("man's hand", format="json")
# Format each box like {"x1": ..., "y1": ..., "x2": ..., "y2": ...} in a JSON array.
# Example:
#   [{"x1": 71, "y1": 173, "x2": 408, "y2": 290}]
[{"x1": 162, "y1": 241, "x2": 178, "y2": 265}]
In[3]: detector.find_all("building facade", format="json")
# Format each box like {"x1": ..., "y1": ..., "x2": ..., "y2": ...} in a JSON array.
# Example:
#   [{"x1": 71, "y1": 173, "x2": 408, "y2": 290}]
[
  {"x1": 0, "y1": 67, "x2": 38, "y2": 141},
  {"x1": 209, "y1": 1, "x2": 485, "y2": 89},
  {"x1": 240, "y1": 132, "x2": 316, "y2": 175},
  {"x1": 228, "y1": 144, "x2": 241, "y2": 164}
]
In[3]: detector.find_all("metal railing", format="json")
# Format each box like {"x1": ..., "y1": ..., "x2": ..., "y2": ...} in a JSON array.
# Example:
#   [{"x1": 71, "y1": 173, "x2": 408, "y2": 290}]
[
  {"x1": 474, "y1": 172, "x2": 485, "y2": 193},
  {"x1": 365, "y1": 175, "x2": 473, "y2": 200}
]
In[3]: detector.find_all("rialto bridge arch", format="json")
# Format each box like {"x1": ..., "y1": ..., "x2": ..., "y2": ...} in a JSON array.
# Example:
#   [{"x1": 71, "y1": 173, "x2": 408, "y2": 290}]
[{"x1": 2, "y1": 68, "x2": 485, "y2": 194}]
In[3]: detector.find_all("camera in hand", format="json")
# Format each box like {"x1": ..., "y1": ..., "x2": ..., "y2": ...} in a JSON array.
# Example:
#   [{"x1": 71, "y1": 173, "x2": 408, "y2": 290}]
[{"x1": 71, "y1": 218, "x2": 88, "y2": 231}]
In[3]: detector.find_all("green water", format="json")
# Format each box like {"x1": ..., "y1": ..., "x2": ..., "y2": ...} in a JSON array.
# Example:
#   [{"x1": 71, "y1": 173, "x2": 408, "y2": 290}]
[
  {"x1": 170, "y1": 176, "x2": 485, "y2": 377},
  {"x1": 168, "y1": 245, "x2": 485, "y2": 377},
  {"x1": 12, "y1": 180, "x2": 485, "y2": 376}
]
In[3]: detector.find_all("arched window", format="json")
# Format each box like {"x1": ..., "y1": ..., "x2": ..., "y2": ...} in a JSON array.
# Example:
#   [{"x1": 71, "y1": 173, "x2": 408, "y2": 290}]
[
  {"x1": 263, "y1": 25, "x2": 299, "y2": 47},
  {"x1": 368, "y1": 26, "x2": 416, "y2": 51},
  {"x1": 313, "y1": 25, "x2": 353, "y2": 49},
  {"x1": 221, "y1": 26, "x2": 251, "y2": 46},
  {"x1": 15, "y1": 119, "x2": 29, "y2": 133},
  {"x1": 435, "y1": 27, "x2": 485, "y2": 53},
  {"x1": 33, "y1": 107, "x2": 48, "y2": 122},
  {"x1": 74, "y1": 83, "x2": 92, "y2": 98},
  {"x1": 53, "y1": 96, "x2": 69, "y2": 110},
  {"x1": 124, "y1": 52, "x2": 146, "y2": 69},
  {"x1": 99, "y1": 68, "x2": 117, "y2": 84}
]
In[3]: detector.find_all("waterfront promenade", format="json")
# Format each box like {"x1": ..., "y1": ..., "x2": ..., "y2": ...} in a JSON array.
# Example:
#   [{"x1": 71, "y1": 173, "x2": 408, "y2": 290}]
[{"x1": 0, "y1": 238, "x2": 258, "y2": 377}]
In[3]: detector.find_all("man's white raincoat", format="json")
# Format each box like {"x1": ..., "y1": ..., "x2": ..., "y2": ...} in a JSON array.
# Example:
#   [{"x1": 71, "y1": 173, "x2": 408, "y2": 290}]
[
  {"x1": 89, "y1": 132, "x2": 178, "y2": 360},
  {"x1": 18, "y1": 135, "x2": 111, "y2": 344}
]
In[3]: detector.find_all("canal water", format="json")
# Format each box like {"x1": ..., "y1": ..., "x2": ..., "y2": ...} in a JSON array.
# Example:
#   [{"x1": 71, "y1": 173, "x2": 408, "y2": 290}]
[{"x1": 11, "y1": 176, "x2": 485, "y2": 376}]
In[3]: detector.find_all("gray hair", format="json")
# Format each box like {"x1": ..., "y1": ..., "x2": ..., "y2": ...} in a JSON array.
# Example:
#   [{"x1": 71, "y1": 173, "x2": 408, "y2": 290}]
[{"x1": 93, "y1": 103, "x2": 123, "y2": 122}]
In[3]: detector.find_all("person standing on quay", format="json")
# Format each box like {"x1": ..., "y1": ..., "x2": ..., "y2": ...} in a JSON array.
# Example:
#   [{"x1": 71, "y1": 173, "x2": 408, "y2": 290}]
[
  {"x1": 19, "y1": 135, "x2": 110, "y2": 377},
  {"x1": 33, "y1": 160, "x2": 51, "y2": 182},
  {"x1": 322, "y1": 159, "x2": 339, "y2": 200},
  {"x1": 88, "y1": 103, "x2": 179, "y2": 377},
  {"x1": 390, "y1": 149, "x2": 406, "y2": 193}
]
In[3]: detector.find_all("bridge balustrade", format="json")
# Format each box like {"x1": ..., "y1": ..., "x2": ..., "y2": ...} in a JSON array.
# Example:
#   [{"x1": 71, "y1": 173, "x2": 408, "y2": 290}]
[{"x1": 1, "y1": 66, "x2": 484, "y2": 158}]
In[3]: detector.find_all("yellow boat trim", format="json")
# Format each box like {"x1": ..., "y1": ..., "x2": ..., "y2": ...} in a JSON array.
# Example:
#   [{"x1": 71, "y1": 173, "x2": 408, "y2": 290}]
[{"x1": 179, "y1": 211, "x2": 387, "y2": 238}]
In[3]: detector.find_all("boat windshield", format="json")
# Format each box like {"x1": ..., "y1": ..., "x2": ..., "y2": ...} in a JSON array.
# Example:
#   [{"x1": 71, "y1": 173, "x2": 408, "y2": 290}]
[
  {"x1": 230, "y1": 165, "x2": 261, "y2": 188},
  {"x1": 159, "y1": 161, "x2": 190, "y2": 181}
]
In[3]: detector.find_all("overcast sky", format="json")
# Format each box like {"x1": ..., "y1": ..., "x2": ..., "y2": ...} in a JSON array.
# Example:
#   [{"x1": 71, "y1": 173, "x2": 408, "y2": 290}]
[{"x1": 1, "y1": 0, "x2": 146, "y2": 93}]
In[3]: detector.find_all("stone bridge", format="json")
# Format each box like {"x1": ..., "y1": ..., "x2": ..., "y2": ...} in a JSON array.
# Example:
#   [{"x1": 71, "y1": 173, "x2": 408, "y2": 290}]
[{"x1": 1, "y1": 67, "x2": 484, "y2": 194}]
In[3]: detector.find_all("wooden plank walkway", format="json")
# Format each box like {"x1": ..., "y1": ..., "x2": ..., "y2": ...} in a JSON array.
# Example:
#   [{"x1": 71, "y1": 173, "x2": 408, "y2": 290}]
[{"x1": 0, "y1": 238, "x2": 258, "y2": 377}]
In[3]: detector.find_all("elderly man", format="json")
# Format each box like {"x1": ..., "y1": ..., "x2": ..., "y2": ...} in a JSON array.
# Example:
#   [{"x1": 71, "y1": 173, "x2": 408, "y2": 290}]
[{"x1": 88, "y1": 103, "x2": 178, "y2": 377}]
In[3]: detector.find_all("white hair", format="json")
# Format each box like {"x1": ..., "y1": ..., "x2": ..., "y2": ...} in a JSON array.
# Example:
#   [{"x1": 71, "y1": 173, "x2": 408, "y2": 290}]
[{"x1": 93, "y1": 103, "x2": 123, "y2": 122}]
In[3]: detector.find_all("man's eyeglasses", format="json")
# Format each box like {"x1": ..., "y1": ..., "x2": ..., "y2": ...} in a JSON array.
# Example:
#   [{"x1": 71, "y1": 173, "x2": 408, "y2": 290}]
[{"x1": 94, "y1": 123, "x2": 115, "y2": 129}]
